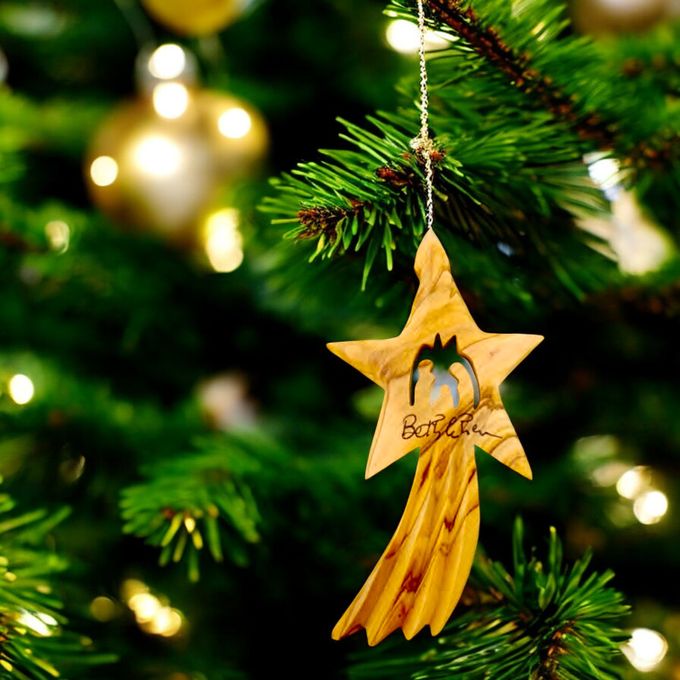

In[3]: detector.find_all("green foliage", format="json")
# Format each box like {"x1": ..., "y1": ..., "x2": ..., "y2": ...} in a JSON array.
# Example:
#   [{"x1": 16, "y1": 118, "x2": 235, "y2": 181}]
[
  {"x1": 1, "y1": 0, "x2": 677, "y2": 676},
  {"x1": 262, "y1": 0, "x2": 680, "y2": 292},
  {"x1": 0, "y1": 488, "x2": 112, "y2": 679},
  {"x1": 350, "y1": 519, "x2": 629, "y2": 680},
  {"x1": 121, "y1": 437, "x2": 269, "y2": 581}
]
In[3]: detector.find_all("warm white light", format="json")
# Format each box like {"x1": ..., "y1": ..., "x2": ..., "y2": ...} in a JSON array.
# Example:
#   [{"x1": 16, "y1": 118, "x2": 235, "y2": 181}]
[
  {"x1": 153, "y1": 82, "x2": 189, "y2": 120},
  {"x1": 386, "y1": 19, "x2": 420, "y2": 53},
  {"x1": 148, "y1": 44, "x2": 187, "y2": 80},
  {"x1": 45, "y1": 220, "x2": 70, "y2": 253},
  {"x1": 587, "y1": 157, "x2": 621, "y2": 192},
  {"x1": 8, "y1": 374, "x2": 34, "y2": 405},
  {"x1": 385, "y1": 19, "x2": 450, "y2": 54},
  {"x1": 203, "y1": 209, "x2": 244, "y2": 273},
  {"x1": 633, "y1": 490, "x2": 668, "y2": 525},
  {"x1": 17, "y1": 611, "x2": 52, "y2": 637},
  {"x1": 129, "y1": 593, "x2": 161, "y2": 623},
  {"x1": 623, "y1": 628, "x2": 668, "y2": 672},
  {"x1": 611, "y1": 192, "x2": 673, "y2": 276},
  {"x1": 90, "y1": 156, "x2": 119, "y2": 187},
  {"x1": 145, "y1": 607, "x2": 183, "y2": 637},
  {"x1": 132, "y1": 135, "x2": 182, "y2": 178},
  {"x1": 616, "y1": 466, "x2": 651, "y2": 499},
  {"x1": 218, "y1": 107, "x2": 252, "y2": 139}
]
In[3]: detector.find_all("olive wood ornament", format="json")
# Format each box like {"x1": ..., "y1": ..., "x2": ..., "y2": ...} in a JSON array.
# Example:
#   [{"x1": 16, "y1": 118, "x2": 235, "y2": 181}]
[{"x1": 329, "y1": 229, "x2": 542, "y2": 646}]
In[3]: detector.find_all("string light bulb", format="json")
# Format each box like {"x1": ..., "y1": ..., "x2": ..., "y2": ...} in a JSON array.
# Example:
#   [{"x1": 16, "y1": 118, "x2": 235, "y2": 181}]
[
  {"x1": 218, "y1": 107, "x2": 252, "y2": 139},
  {"x1": 201, "y1": 208, "x2": 244, "y2": 273},
  {"x1": 129, "y1": 592, "x2": 162, "y2": 623},
  {"x1": 137, "y1": 43, "x2": 198, "y2": 95},
  {"x1": 633, "y1": 490, "x2": 668, "y2": 525},
  {"x1": 45, "y1": 220, "x2": 70, "y2": 253},
  {"x1": 123, "y1": 580, "x2": 184, "y2": 638},
  {"x1": 385, "y1": 18, "x2": 450, "y2": 54},
  {"x1": 623, "y1": 628, "x2": 668, "y2": 672},
  {"x1": 616, "y1": 466, "x2": 651, "y2": 500},
  {"x1": 143, "y1": 607, "x2": 183, "y2": 637},
  {"x1": 148, "y1": 44, "x2": 187, "y2": 80},
  {"x1": 130, "y1": 135, "x2": 183, "y2": 178},
  {"x1": 90, "y1": 156, "x2": 119, "y2": 187},
  {"x1": 152, "y1": 82, "x2": 190, "y2": 120},
  {"x1": 8, "y1": 374, "x2": 34, "y2": 405}
]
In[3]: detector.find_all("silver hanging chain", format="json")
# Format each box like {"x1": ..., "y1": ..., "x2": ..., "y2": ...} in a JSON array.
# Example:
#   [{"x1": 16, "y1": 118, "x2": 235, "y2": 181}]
[{"x1": 410, "y1": 0, "x2": 435, "y2": 231}]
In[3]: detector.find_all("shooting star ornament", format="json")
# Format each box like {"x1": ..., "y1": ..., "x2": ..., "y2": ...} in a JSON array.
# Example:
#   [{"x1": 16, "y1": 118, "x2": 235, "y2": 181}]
[{"x1": 329, "y1": 230, "x2": 542, "y2": 645}]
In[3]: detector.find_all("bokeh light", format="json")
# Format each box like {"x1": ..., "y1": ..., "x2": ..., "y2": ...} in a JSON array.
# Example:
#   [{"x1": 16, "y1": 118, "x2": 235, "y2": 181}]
[
  {"x1": 148, "y1": 44, "x2": 187, "y2": 80},
  {"x1": 90, "y1": 596, "x2": 117, "y2": 622},
  {"x1": 90, "y1": 156, "x2": 119, "y2": 187},
  {"x1": 385, "y1": 19, "x2": 450, "y2": 54},
  {"x1": 616, "y1": 466, "x2": 651, "y2": 499},
  {"x1": 131, "y1": 135, "x2": 182, "y2": 178},
  {"x1": 143, "y1": 607, "x2": 183, "y2": 637},
  {"x1": 218, "y1": 107, "x2": 252, "y2": 139},
  {"x1": 129, "y1": 592, "x2": 161, "y2": 623},
  {"x1": 153, "y1": 82, "x2": 190, "y2": 120},
  {"x1": 633, "y1": 490, "x2": 668, "y2": 525},
  {"x1": 622, "y1": 628, "x2": 668, "y2": 672},
  {"x1": 586, "y1": 156, "x2": 621, "y2": 193},
  {"x1": 8, "y1": 374, "x2": 34, "y2": 405},
  {"x1": 202, "y1": 208, "x2": 244, "y2": 273},
  {"x1": 45, "y1": 220, "x2": 70, "y2": 253}
]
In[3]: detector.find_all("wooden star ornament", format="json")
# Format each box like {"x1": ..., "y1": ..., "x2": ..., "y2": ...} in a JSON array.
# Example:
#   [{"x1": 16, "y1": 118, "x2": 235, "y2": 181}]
[{"x1": 329, "y1": 230, "x2": 542, "y2": 646}]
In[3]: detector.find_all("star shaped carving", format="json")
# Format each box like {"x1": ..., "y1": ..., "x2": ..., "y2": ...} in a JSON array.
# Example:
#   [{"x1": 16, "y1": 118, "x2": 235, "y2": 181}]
[
  {"x1": 328, "y1": 229, "x2": 543, "y2": 480},
  {"x1": 329, "y1": 230, "x2": 543, "y2": 645}
]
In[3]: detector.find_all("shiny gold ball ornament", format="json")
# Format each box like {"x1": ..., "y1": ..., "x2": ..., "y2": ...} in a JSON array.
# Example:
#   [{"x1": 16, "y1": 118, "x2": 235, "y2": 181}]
[
  {"x1": 140, "y1": 0, "x2": 249, "y2": 36},
  {"x1": 85, "y1": 89, "x2": 267, "y2": 244},
  {"x1": 571, "y1": 0, "x2": 668, "y2": 35}
]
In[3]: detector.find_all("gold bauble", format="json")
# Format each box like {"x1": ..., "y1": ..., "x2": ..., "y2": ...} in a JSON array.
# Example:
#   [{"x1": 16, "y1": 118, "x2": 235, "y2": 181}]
[
  {"x1": 85, "y1": 88, "x2": 267, "y2": 245},
  {"x1": 571, "y1": 0, "x2": 667, "y2": 35},
  {"x1": 141, "y1": 0, "x2": 247, "y2": 36}
]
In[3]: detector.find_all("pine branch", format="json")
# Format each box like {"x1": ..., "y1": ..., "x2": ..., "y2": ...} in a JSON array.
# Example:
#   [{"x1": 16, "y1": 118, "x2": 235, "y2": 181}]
[
  {"x1": 349, "y1": 519, "x2": 629, "y2": 679},
  {"x1": 422, "y1": 0, "x2": 614, "y2": 148},
  {"x1": 415, "y1": 0, "x2": 679, "y2": 172},
  {"x1": 0, "y1": 490, "x2": 114, "y2": 678},
  {"x1": 262, "y1": 0, "x2": 679, "y2": 289},
  {"x1": 120, "y1": 435, "x2": 282, "y2": 581}
]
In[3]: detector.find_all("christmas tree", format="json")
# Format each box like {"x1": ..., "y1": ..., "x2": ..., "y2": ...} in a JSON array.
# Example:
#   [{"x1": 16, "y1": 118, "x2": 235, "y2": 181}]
[{"x1": 0, "y1": 0, "x2": 678, "y2": 677}]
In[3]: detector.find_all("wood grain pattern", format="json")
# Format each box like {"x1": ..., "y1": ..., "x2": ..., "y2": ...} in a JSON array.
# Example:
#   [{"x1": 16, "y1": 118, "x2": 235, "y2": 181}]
[{"x1": 329, "y1": 230, "x2": 542, "y2": 646}]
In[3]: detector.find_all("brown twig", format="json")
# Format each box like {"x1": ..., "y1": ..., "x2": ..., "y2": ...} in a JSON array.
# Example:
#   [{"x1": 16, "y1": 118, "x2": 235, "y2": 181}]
[
  {"x1": 296, "y1": 200, "x2": 365, "y2": 242},
  {"x1": 535, "y1": 622, "x2": 575, "y2": 680}
]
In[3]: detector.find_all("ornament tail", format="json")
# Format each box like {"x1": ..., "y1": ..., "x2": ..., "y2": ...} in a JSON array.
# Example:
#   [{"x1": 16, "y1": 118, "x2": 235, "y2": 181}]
[{"x1": 332, "y1": 438, "x2": 480, "y2": 646}]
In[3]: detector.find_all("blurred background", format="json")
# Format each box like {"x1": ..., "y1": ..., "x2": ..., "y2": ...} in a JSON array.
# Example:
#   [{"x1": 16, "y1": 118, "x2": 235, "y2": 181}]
[{"x1": 0, "y1": 0, "x2": 679, "y2": 677}]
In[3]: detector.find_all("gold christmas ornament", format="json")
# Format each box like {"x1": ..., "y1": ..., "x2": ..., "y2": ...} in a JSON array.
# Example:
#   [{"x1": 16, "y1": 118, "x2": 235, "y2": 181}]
[
  {"x1": 330, "y1": 231, "x2": 542, "y2": 645},
  {"x1": 571, "y1": 0, "x2": 668, "y2": 35},
  {"x1": 85, "y1": 89, "x2": 267, "y2": 244},
  {"x1": 141, "y1": 0, "x2": 249, "y2": 36}
]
